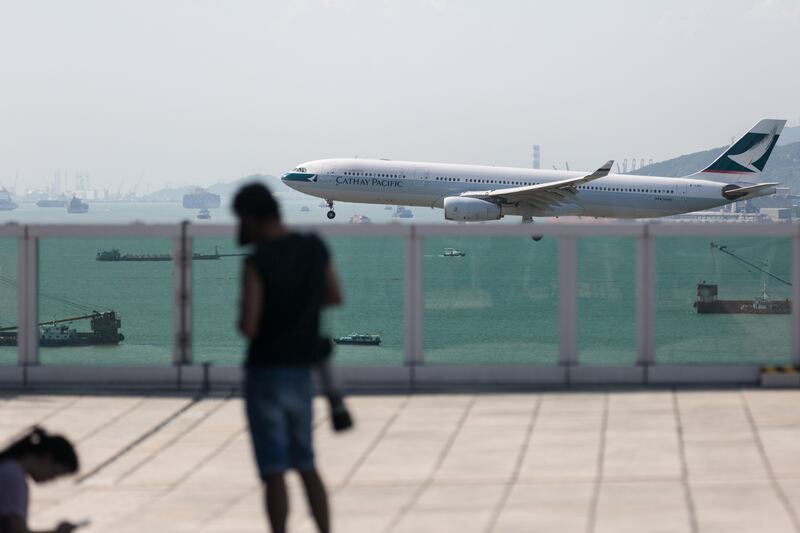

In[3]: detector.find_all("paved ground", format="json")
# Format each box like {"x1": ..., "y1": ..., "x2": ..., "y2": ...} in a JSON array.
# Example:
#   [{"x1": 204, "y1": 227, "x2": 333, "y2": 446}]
[{"x1": 2, "y1": 389, "x2": 800, "y2": 533}]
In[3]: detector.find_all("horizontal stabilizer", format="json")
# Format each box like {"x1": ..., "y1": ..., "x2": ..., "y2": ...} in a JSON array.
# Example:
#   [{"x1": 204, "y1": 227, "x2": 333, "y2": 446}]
[{"x1": 722, "y1": 182, "x2": 778, "y2": 200}]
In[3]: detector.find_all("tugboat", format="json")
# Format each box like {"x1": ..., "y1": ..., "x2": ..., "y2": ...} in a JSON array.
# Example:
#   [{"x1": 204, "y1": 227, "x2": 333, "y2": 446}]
[
  {"x1": 0, "y1": 188, "x2": 18, "y2": 211},
  {"x1": 66, "y1": 196, "x2": 89, "y2": 214},
  {"x1": 442, "y1": 248, "x2": 466, "y2": 257},
  {"x1": 197, "y1": 208, "x2": 211, "y2": 220},
  {"x1": 333, "y1": 333, "x2": 381, "y2": 346}
]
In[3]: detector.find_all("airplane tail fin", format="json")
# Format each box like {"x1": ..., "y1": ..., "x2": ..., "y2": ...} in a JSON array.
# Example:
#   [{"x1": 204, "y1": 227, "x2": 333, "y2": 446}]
[{"x1": 689, "y1": 119, "x2": 786, "y2": 179}]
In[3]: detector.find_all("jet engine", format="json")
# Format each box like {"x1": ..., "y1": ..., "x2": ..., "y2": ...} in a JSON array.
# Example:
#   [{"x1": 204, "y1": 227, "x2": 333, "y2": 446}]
[
  {"x1": 444, "y1": 197, "x2": 502, "y2": 221},
  {"x1": 721, "y1": 184, "x2": 748, "y2": 200}
]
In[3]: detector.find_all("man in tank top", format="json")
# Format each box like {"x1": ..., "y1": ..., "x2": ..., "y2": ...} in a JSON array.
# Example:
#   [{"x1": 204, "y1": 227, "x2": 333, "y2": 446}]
[{"x1": 234, "y1": 183, "x2": 343, "y2": 533}]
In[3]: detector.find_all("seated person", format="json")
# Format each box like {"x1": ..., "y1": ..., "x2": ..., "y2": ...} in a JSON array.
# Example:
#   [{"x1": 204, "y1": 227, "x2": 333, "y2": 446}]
[{"x1": 0, "y1": 427, "x2": 80, "y2": 533}]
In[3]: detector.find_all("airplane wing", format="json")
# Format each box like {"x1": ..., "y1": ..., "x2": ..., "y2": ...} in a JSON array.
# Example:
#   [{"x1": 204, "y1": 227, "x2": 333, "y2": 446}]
[{"x1": 461, "y1": 160, "x2": 614, "y2": 208}]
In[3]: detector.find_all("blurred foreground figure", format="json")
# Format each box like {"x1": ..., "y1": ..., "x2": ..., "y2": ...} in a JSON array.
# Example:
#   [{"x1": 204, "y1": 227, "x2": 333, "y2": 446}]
[
  {"x1": 0, "y1": 427, "x2": 80, "y2": 533},
  {"x1": 234, "y1": 183, "x2": 345, "y2": 533}
]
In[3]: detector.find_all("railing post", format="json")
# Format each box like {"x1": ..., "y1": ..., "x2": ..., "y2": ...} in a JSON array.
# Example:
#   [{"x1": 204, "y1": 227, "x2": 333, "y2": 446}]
[
  {"x1": 792, "y1": 223, "x2": 800, "y2": 366},
  {"x1": 172, "y1": 221, "x2": 192, "y2": 366},
  {"x1": 636, "y1": 224, "x2": 655, "y2": 367},
  {"x1": 17, "y1": 227, "x2": 38, "y2": 367},
  {"x1": 558, "y1": 236, "x2": 578, "y2": 366},
  {"x1": 404, "y1": 226, "x2": 423, "y2": 367}
]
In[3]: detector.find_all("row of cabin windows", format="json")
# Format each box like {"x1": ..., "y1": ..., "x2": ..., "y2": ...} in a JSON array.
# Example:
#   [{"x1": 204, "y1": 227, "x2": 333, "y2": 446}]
[
  {"x1": 341, "y1": 171, "x2": 674, "y2": 194},
  {"x1": 457, "y1": 178, "x2": 675, "y2": 194},
  {"x1": 577, "y1": 186, "x2": 675, "y2": 194},
  {"x1": 344, "y1": 171, "x2": 401, "y2": 178}
]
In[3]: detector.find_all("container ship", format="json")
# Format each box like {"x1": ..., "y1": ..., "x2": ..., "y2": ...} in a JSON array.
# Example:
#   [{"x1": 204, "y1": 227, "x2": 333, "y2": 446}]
[
  {"x1": 36, "y1": 197, "x2": 68, "y2": 207},
  {"x1": 0, "y1": 188, "x2": 18, "y2": 211},
  {"x1": 182, "y1": 188, "x2": 221, "y2": 209},
  {"x1": 0, "y1": 311, "x2": 124, "y2": 347}
]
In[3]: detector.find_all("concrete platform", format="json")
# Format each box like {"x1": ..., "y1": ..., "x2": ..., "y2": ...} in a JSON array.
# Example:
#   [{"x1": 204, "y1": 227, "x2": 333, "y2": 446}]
[{"x1": 2, "y1": 389, "x2": 800, "y2": 532}]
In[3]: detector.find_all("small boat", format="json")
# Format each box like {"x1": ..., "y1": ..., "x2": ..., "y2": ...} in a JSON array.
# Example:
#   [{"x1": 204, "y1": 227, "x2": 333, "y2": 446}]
[
  {"x1": 349, "y1": 214, "x2": 372, "y2": 224},
  {"x1": 66, "y1": 196, "x2": 89, "y2": 214},
  {"x1": 394, "y1": 206, "x2": 413, "y2": 218},
  {"x1": 442, "y1": 248, "x2": 466, "y2": 257},
  {"x1": 197, "y1": 208, "x2": 211, "y2": 220},
  {"x1": 333, "y1": 333, "x2": 381, "y2": 346}
]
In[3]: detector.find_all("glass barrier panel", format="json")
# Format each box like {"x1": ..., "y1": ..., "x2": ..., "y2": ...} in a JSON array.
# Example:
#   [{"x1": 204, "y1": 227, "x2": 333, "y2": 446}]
[
  {"x1": 422, "y1": 236, "x2": 559, "y2": 364},
  {"x1": 325, "y1": 236, "x2": 404, "y2": 366},
  {"x1": 38, "y1": 237, "x2": 173, "y2": 366},
  {"x1": 192, "y1": 235, "x2": 405, "y2": 367},
  {"x1": 0, "y1": 239, "x2": 17, "y2": 365},
  {"x1": 656, "y1": 236, "x2": 792, "y2": 365},
  {"x1": 192, "y1": 237, "x2": 246, "y2": 365},
  {"x1": 578, "y1": 237, "x2": 636, "y2": 365}
]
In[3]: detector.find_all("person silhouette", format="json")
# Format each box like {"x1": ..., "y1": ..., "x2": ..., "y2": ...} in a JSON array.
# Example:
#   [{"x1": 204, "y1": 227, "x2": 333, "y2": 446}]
[
  {"x1": 0, "y1": 427, "x2": 80, "y2": 533},
  {"x1": 234, "y1": 183, "x2": 344, "y2": 533}
]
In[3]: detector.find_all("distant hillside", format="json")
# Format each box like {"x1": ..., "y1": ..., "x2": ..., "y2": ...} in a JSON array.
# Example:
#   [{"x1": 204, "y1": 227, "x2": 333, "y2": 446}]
[
  {"x1": 140, "y1": 174, "x2": 303, "y2": 203},
  {"x1": 631, "y1": 141, "x2": 800, "y2": 192},
  {"x1": 778, "y1": 125, "x2": 800, "y2": 146}
]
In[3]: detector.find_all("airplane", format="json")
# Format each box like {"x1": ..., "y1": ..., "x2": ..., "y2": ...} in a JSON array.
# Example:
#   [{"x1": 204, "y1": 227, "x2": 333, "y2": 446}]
[{"x1": 281, "y1": 119, "x2": 785, "y2": 222}]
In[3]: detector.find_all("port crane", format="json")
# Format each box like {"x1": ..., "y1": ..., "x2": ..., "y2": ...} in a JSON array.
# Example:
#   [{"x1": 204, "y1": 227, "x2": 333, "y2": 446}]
[
  {"x1": 0, "y1": 274, "x2": 123, "y2": 345},
  {"x1": 0, "y1": 312, "x2": 113, "y2": 332},
  {"x1": 710, "y1": 242, "x2": 791, "y2": 286}
]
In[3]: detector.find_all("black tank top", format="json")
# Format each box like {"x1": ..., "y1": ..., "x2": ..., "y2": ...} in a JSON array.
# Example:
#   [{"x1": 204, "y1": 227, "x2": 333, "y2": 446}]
[{"x1": 246, "y1": 232, "x2": 329, "y2": 366}]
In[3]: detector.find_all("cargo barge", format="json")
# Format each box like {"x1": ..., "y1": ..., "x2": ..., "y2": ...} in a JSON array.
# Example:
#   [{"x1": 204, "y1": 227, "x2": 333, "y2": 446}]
[
  {"x1": 694, "y1": 242, "x2": 792, "y2": 315},
  {"x1": 694, "y1": 283, "x2": 790, "y2": 314},
  {"x1": 0, "y1": 311, "x2": 124, "y2": 347},
  {"x1": 95, "y1": 246, "x2": 242, "y2": 262}
]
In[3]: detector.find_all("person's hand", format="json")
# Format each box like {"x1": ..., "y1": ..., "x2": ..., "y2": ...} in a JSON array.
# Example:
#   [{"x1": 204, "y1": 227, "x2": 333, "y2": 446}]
[{"x1": 54, "y1": 522, "x2": 77, "y2": 533}]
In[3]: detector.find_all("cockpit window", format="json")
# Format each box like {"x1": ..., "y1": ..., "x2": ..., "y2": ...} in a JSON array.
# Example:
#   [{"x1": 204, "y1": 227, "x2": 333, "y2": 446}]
[{"x1": 294, "y1": 167, "x2": 308, "y2": 173}]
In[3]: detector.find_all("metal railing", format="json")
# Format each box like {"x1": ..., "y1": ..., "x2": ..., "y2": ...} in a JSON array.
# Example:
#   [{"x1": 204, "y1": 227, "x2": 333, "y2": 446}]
[{"x1": 1, "y1": 221, "x2": 799, "y2": 388}]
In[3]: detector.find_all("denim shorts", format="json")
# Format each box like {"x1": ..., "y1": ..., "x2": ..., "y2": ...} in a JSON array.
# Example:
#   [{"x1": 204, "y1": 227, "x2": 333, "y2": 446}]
[{"x1": 244, "y1": 365, "x2": 315, "y2": 478}]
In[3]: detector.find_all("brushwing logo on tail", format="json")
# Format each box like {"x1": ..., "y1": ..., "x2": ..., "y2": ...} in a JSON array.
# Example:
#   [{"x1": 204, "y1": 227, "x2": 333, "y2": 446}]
[
  {"x1": 726, "y1": 125, "x2": 778, "y2": 173},
  {"x1": 703, "y1": 122, "x2": 782, "y2": 175}
]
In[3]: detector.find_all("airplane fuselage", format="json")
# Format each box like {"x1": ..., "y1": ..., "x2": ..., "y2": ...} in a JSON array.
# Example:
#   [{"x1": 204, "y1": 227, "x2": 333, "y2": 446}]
[{"x1": 283, "y1": 158, "x2": 745, "y2": 219}]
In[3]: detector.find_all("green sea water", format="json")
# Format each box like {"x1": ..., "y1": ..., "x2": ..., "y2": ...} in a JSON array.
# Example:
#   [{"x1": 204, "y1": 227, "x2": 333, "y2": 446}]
[{"x1": 0, "y1": 202, "x2": 794, "y2": 367}]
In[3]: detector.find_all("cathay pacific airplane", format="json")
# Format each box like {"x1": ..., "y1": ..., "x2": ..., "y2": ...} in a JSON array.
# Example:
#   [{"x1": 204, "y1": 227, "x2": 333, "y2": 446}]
[{"x1": 281, "y1": 119, "x2": 785, "y2": 222}]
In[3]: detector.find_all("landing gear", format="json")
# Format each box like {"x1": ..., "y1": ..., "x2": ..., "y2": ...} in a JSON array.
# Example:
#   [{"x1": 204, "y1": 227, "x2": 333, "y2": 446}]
[
  {"x1": 325, "y1": 199, "x2": 336, "y2": 220},
  {"x1": 522, "y1": 216, "x2": 543, "y2": 241}
]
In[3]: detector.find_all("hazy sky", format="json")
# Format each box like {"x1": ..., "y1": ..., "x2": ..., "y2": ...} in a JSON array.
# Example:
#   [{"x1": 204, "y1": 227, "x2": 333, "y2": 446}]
[{"x1": 2, "y1": 0, "x2": 799, "y2": 191}]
